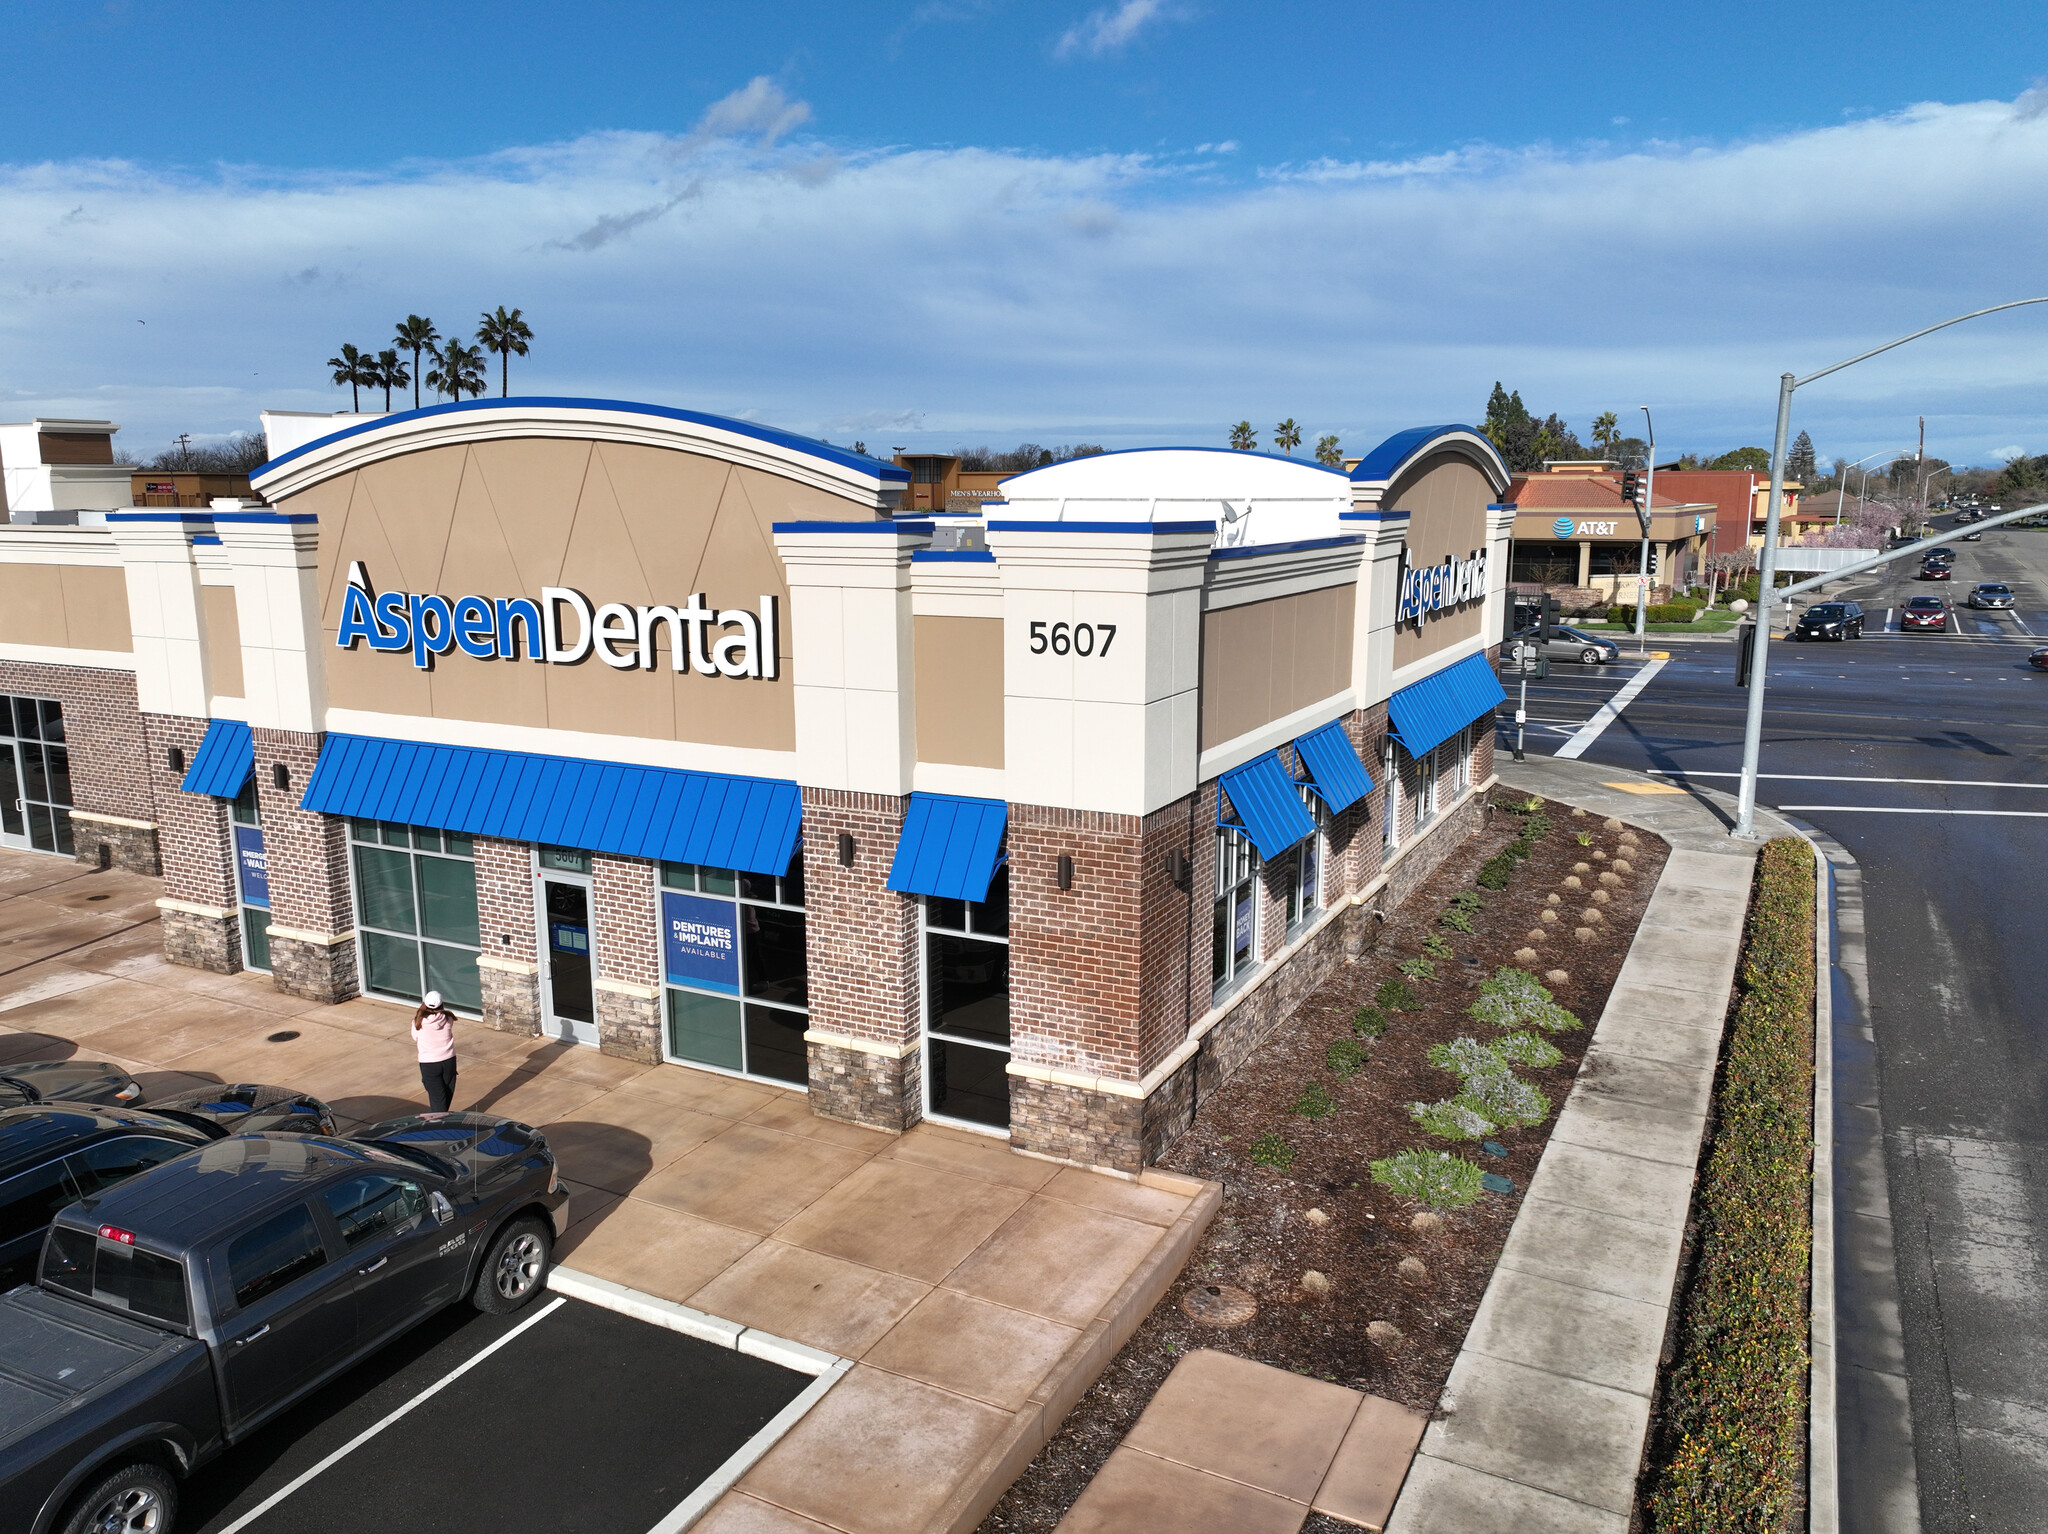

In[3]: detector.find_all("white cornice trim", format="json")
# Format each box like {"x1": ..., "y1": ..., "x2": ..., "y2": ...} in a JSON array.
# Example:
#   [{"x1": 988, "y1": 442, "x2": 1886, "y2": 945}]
[
  {"x1": 322, "y1": 708, "x2": 801, "y2": 782},
  {"x1": 0, "y1": 643, "x2": 135, "y2": 672}
]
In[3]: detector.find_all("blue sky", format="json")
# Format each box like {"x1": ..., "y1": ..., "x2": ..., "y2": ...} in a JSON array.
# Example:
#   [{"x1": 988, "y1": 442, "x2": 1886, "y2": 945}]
[{"x1": 4, "y1": 1, "x2": 2048, "y2": 468}]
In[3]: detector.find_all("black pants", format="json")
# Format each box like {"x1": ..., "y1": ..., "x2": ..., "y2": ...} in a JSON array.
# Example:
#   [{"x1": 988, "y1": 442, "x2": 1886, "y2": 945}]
[{"x1": 420, "y1": 1058, "x2": 457, "y2": 1113}]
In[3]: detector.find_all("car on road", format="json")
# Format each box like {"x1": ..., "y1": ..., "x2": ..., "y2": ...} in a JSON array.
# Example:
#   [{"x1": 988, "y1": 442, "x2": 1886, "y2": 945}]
[
  {"x1": 0, "y1": 1112, "x2": 567, "y2": 1534},
  {"x1": 1954, "y1": 509, "x2": 1983, "y2": 523},
  {"x1": 1512, "y1": 623, "x2": 1619, "y2": 665},
  {"x1": 1901, "y1": 597, "x2": 1950, "y2": 631},
  {"x1": 1968, "y1": 583, "x2": 2016, "y2": 610},
  {"x1": 1920, "y1": 561, "x2": 1953, "y2": 580},
  {"x1": 1795, "y1": 601, "x2": 1865, "y2": 640},
  {"x1": 2032, "y1": 647, "x2": 2048, "y2": 672},
  {"x1": 0, "y1": 1062, "x2": 144, "y2": 1112}
]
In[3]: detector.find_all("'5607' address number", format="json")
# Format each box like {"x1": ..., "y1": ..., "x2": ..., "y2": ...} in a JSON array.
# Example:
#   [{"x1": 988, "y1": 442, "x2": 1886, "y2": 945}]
[{"x1": 1027, "y1": 621, "x2": 1117, "y2": 656}]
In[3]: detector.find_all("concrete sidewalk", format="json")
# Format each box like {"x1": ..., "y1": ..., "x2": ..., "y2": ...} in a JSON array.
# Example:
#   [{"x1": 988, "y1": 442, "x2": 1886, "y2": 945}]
[{"x1": 0, "y1": 846, "x2": 1216, "y2": 1534}]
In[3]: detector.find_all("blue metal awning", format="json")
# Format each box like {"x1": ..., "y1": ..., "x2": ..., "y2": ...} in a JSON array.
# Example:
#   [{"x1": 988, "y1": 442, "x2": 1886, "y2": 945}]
[
  {"x1": 1387, "y1": 651, "x2": 1508, "y2": 758},
  {"x1": 886, "y1": 793, "x2": 1008, "y2": 903},
  {"x1": 1293, "y1": 719, "x2": 1372, "y2": 813},
  {"x1": 1218, "y1": 752, "x2": 1316, "y2": 859},
  {"x1": 181, "y1": 719, "x2": 253, "y2": 799},
  {"x1": 299, "y1": 735, "x2": 802, "y2": 876}
]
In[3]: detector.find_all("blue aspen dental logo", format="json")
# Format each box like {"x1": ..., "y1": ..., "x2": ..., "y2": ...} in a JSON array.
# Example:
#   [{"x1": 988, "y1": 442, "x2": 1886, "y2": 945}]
[
  {"x1": 1551, "y1": 516, "x2": 1575, "y2": 538},
  {"x1": 1396, "y1": 547, "x2": 1489, "y2": 627},
  {"x1": 336, "y1": 563, "x2": 778, "y2": 678}
]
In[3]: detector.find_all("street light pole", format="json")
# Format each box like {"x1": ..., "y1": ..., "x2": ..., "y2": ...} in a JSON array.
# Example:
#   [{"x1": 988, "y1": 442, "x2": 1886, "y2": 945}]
[
  {"x1": 1832, "y1": 445, "x2": 1916, "y2": 528},
  {"x1": 1733, "y1": 296, "x2": 2048, "y2": 839},
  {"x1": 1634, "y1": 408, "x2": 1656, "y2": 653}
]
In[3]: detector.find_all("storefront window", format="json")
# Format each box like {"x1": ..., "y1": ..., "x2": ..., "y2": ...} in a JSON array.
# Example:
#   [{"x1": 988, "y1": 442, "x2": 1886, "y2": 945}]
[
  {"x1": 0, "y1": 695, "x2": 73, "y2": 856},
  {"x1": 1212, "y1": 825, "x2": 1259, "y2": 993},
  {"x1": 922, "y1": 866, "x2": 1010, "y2": 1130},
  {"x1": 1414, "y1": 746, "x2": 1441, "y2": 829},
  {"x1": 1453, "y1": 727, "x2": 1471, "y2": 796},
  {"x1": 348, "y1": 820, "x2": 481, "y2": 1012},
  {"x1": 231, "y1": 779, "x2": 270, "y2": 973},
  {"x1": 1282, "y1": 787, "x2": 1329, "y2": 932},
  {"x1": 1382, "y1": 756, "x2": 1402, "y2": 853},
  {"x1": 659, "y1": 851, "x2": 809, "y2": 1086}
]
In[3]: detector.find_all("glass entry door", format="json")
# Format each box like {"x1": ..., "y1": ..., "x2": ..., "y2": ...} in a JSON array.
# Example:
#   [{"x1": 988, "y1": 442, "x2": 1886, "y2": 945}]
[
  {"x1": 0, "y1": 696, "x2": 73, "y2": 856},
  {"x1": 538, "y1": 855, "x2": 597, "y2": 1046}
]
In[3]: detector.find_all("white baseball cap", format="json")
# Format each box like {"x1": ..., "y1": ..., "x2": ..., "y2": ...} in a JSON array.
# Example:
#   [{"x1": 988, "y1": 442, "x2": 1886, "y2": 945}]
[{"x1": 423, "y1": 990, "x2": 443, "y2": 1008}]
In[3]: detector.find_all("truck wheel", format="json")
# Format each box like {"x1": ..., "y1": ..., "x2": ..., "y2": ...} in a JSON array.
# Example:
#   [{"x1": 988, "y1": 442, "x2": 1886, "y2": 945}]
[
  {"x1": 60, "y1": 1462, "x2": 176, "y2": 1534},
  {"x1": 474, "y1": 1215, "x2": 551, "y2": 1314}
]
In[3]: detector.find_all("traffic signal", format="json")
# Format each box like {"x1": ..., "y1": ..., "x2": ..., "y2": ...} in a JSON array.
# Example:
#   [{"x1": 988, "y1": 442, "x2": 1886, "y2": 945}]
[
  {"x1": 1736, "y1": 620, "x2": 1756, "y2": 686},
  {"x1": 1539, "y1": 593, "x2": 1558, "y2": 644},
  {"x1": 1647, "y1": 544, "x2": 1660, "y2": 577},
  {"x1": 1621, "y1": 470, "x2": 1640, "y2": 508}
]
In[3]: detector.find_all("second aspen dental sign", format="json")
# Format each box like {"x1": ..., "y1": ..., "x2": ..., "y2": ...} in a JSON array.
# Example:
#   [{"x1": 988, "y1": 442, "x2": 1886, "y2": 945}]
[{"x1": 337, "y1": 563, "x2": 779, "y2": 677}]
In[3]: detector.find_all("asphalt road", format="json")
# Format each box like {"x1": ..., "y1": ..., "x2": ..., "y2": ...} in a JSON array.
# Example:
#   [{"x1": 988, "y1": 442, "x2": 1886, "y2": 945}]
[{"x1": 1502, "y1": 518, "x2": 2048, "y2": 1534}]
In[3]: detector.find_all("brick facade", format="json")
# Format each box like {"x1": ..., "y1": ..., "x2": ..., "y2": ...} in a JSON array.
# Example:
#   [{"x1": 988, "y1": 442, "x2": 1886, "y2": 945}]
[
  {"x1": 143, "y1": 712, "x2": 236, "y2": 914},
  {"x1": 473, "y1": 837, "x2": 541, "y2": 1034},
  {"x1": 590, "y1": 853, "x2": 662, "y2": 1064},
  {"x1": 0, "y1": 659, "x2": 158, "y2": 873},
  {"x1": 251, "y1": 728, "x2": 357, "y2": 1003}
]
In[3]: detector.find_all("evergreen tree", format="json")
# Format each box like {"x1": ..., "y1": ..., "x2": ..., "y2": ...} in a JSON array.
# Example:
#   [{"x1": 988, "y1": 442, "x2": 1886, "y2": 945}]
[
  {"x1": 1482, "y1": 383, "x2": 1539, "y2": 472},
  {"x1": 1786, "y1": 430, "x2": 1817, "y2": 482}
]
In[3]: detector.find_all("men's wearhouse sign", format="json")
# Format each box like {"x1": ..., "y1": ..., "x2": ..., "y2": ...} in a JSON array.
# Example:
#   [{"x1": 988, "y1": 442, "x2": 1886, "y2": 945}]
[
  {"x1": 1396, "y1": 547, "x2": 1488, "y2": 627},
  {"x1": 337, "y1": 563, "x2": 778, "y2": 677}
]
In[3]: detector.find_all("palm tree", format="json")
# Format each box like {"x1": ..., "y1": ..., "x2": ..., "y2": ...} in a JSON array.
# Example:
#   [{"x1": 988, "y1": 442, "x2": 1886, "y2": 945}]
[
  {"x1": 1274, "y1": 419, "x2": 1302, "y2": 456},
  {"x1": 374, "y1": 350, "x2": 409, "y2": 412},
  {"x1": 1315, "y1": 434, "x2": 1342, "y2": 467},
  {"x1": 1229, "y1": 421, "x2": 1257, "y2": 451},
  {"x1": 392, "y1": 315, "x2": 439, "y2": 410},
  {"x1": 1591, "y1": 411, "x2": 1620, "y2": 459},
  {"x1": 327, "y1": 343, "x2": 374, "y2": 411},
  {"x1": 475, "y1": 306, "x2": 534, "y2": 397},
  {"x1": 425, "y1": 338, "x2": 487, "y2": 402}
]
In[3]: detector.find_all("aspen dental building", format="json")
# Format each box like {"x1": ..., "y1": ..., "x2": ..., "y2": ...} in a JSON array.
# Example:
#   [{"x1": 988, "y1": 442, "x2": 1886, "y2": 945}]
[{"x1": 0, "y1": 401, "x2": 1511, "y2": 1172}]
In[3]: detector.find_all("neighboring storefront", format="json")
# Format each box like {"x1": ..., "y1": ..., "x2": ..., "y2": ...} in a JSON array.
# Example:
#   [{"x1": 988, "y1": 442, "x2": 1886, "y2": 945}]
[
  {"x1": 1505, "y1": 461, "x2": 1716, "y2": 599},
  {"x1": 0, "y1": 401, "x2": 1512, "y2": 1172}
]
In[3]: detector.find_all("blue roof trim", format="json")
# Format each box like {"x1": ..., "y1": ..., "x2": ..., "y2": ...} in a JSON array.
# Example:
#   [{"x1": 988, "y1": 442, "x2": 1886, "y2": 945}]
[
  {"x1": 1293, "y1": 719, "x2": 1372, "y2": 813},
  {"x1": 1387, "y1": 652, "x2": 1508, "y2": 758},
  {"x1": 984, "y1": 520, "x2": 1217, "y2": 535},
  {"x1": 190, "y1": 535, "x2": 222, "y2": 546},
  {"x1": 885, "y1": 793, "x2": 1009, "y2": 903},
  {"x1": 181, "y1": 719, "x2": 253, "y2": 799},
  {"x1": 1350, "y1": 425, "x2": 1508, "y2": 485},
  {"x1": 208, "y1": 512, "x2": 318, "y2": 523},
  {"x1": 299, "y1": 735, "x2": 802, "y2": 876},
  {"x1": 99, "y1": 513, "x2": 214, "y2": 524},
  {"x1": 1338, "y1": 509, "x2": 1409, "y2": 521},
  {"x1": 1486, "y1": 503, "x2": 1519, "y2": 511},
  {"x1": 910, "y1": 549, "x2": 997, "y2": 563},
  {"x1": 1209, "y1": 534, "x2": 1366, "y2": 561},
  {"x1": 251, "y1": 397, "x2": 909, "y2": 483},
  {"x1": 772, "y1": 520, "x2": 932, "y2": 534},
  {"x1": 1217, "y1": 753, "x2": 1316, "y2": 860}
]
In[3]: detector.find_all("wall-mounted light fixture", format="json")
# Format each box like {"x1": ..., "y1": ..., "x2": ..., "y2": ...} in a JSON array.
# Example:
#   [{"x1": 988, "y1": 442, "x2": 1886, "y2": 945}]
[
  {"x1": 837, "y1": 831, "x2": 856, "y2": 867},
  {"x1": 1165, "y1": 848, "x2": 1190, "y2": 890},
  {"x1": 271, "y1": 763, "x2": 290, "y2": 790},
  {"x1": 167, "y1": 746, "x2": 185, "y2": 774},
  {"x1": 1056, "y1": 854, "x2": 1073, "y2": 891}
]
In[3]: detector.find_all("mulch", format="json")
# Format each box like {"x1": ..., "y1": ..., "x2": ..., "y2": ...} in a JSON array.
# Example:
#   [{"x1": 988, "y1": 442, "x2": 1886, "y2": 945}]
[{"x1": 978, "y1": 792, "x2": 1671, "y2": 1532}]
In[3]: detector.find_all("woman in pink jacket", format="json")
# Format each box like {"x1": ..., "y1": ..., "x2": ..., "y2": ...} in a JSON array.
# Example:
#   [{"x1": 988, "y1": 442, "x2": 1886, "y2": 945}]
[{"x1": 412, "y1": 990, "x2": 458, "y2": 1112}]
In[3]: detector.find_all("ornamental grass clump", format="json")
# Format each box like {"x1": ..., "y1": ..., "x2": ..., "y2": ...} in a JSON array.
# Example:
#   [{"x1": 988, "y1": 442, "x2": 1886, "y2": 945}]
[
  {"x1": 1375, "y1": 977, "x2": 1418, "y2": 1012},
  {"x1": 1422, "y1": 931, "x2": 1455, "y2": 959},
  {"x1": 1413, "y1": 1036, "x2": 1553, "y2": 1139},
  {"x1": 1492, "y1": 1031, "x2": 1564, "y2": 1069},
  {"x1": 1293, "y1": 1080, "x2": 1336, "y2": 1120},
  {"x1": 1439, "y1": 906, "x2": 1474, "y2": 934},
  {"x1": 1397, "y1": 955, "x2": 1437, "y2": 982},
  {"x1": 1456, "y1": 1068, "x2": 1550, "y2": 1129},
  {"x1": 1249, "y1": 1132, "x2": 1294, "y2": 1169},
  {"x1": 1410, "y1": 1099, "x2": 1494, "y2": 1140},
  {"x1": 1351, "y1": 1004, "x2": 1389, "y2": 1038},
  {"x1": 1476, "y1": 854, "x2": 1515, "y2": 890},
  {"x1": 1327, "y1": 1037, "x2": 1368, "y2": 1077},
  {"x1": 1370, "y1": 1148, "x2": 1483, "y2": 1210},
  {"x1": 1469, "y1": 966, "x2": 1582, "y2": 1033}
]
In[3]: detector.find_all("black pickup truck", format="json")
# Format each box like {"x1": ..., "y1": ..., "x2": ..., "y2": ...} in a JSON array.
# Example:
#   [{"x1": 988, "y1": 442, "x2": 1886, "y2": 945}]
[{"x1": 0, "y1": 1113, "x2": 567, "y2": 1534}]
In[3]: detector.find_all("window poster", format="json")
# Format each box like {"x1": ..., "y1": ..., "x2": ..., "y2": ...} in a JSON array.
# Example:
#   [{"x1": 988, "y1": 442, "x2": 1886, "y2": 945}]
[
  {"x1": 235, "y1": 825, "x2": 270, "y2": 908},
  {"x1": 662, "y1": 890, "x2": 740, "y2": 994}
]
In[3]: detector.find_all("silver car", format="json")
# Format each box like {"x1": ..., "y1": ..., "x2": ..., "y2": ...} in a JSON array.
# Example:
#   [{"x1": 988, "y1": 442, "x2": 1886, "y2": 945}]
[
  {"x1": 1968, "y1": 583, "x2": 2016, "y2": 610},
  {"x1": 1512, "y1": 624, "x2": 1621, "y2": 665}
]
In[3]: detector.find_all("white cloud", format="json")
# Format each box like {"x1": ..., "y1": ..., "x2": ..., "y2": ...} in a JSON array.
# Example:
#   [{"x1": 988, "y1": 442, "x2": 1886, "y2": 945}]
[
  {"x1": 686, "y1": 77, "x2": 812, "y2": 148},
  {"x1": 1056, "y1": 0, "x2": 1170, "y2": 59},
  {"x1": 1993, "y1": 445, "x2": 2026, "y2": 462},
  {"x1": 5, "y1": 93, "x2": 2048, "y2": 466}
]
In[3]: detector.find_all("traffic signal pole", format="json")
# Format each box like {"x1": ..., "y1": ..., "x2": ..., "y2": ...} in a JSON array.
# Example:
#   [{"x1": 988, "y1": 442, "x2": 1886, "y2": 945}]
[{"x1": 1635, "y1": 409, "x2": 1656, "y2": 655}]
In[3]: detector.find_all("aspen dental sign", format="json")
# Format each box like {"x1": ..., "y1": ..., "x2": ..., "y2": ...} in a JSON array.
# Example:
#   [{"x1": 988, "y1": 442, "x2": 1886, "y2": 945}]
[
  {"x1": 336, "y1": 564, "x2": 778, "y2": 677},
  {"x1": 1396, "y1": 547, "x2": 1488, "y2": 627}
]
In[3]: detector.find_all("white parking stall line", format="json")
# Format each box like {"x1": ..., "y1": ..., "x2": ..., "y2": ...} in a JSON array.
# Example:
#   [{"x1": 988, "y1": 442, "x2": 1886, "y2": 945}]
[
  {"x1": 1772, "y1": 806, "x2": 2048, "y2": 818},
  {"x1": 1651, "y1": 771, "x2": 2048, "y2": 789},
  {"x1": 216, "y1": 1297, "x2": 568, "y2": 1534},
  {"x1": 1553, "y1": 657, "x2": 1667, "y2": 760}
]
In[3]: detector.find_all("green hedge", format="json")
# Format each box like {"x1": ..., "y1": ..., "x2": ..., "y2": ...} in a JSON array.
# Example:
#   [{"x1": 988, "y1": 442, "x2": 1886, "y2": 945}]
[
  {"x1": 1643, "y1": 837, "x2": 1815, "y2": 1532},
  {"x1": 1606, "y1": 603, "x2": 1701, "y2": 624}
]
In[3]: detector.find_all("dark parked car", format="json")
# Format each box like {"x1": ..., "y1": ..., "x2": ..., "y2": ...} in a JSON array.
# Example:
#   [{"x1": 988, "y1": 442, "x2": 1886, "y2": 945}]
[
  {"x1": 1794, "y1": 601, "x2": 1864, "y2": 640},
  {"x1": 0, "y1": 1114, "x2": 566, "y2": 1534},
  {"x1": 1901, "y1": 597, "x2": 1949, "y2": 631},
  {"x1": 0, "y1": 1106, "x2": 213, "y2": 1289},
  {"x1": 0, "y1": 1062, "x2": 143, "y2": 1112},
  {"x1": 142, "y1": 1085, "x2": 337, "y2": 1140}
]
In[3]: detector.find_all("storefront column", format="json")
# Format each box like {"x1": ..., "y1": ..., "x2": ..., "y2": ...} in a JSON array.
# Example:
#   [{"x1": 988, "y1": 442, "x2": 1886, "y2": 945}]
[
  {"x1": 1577, "y1": 540, "x2": 1592, "y2": 588},
  {"x1": 798, "y1": 787, "x2": 922, "y2": 1131},
  {"x1": 251, "y1": 727, "x2": 357, "y2": 1004},
  {"x1": 474, "y1": 836, "x2": 540, "y2": 1035},
  {"x1": 144, "y1": 710, "x2": 240, "y2": 972},
  {"x1": 591, "y1": 853, "x2": 662, "y2": 1064}
]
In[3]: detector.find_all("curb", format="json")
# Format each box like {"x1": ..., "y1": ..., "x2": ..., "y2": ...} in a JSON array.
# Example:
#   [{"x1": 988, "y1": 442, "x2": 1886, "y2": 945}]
[{"x1": 1804, "y1": 834, "x2": 1840, "y2": 1534}]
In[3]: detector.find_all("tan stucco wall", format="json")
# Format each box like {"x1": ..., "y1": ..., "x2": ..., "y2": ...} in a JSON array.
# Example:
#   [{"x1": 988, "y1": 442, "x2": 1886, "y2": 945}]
[
  {"x1": 913, "y1": 615, "x2": 1004, "y2": 768},
  {"x1": 1389, "y1": 452, "x2": 1492, "y2": 671},
  {"x1": 203, "y1": 584, "x2": 243, "y2": 699},
  {"x1": 1199, "y1": 583, "x2": 1354, "y2": 750},
  {"x1": 0, "y1": 565, "x2": 133, "y2": 652},
  {"x1": 287, "y1": 437, "x2": 873, "y2": 751}
]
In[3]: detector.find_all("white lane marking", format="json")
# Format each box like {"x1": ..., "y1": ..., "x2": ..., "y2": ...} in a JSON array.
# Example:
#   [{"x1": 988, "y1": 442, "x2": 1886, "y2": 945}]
[
  {"x1": 215, "y1": 1296, "x2": 567, "y2": 1534},
  {"x1": 1553, "y1": 657, "x2": 1667, "y2": 759},
  {"x1": 1652, "y1": 772, "x2": 2048, "y2": 789},
  {"x1": 1772, "y1": 806, "x2": 2048, "y2": 817}
]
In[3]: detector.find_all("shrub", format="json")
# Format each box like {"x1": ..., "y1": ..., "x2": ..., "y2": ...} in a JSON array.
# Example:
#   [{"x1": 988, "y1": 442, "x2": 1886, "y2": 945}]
[
  {"x1": 1493, "y1": 1031, "x2": 1564, "y2": 1069},
  {"x1": 1351, "y1": 1005, "x2": 1389, "y2": 1038},
  {"x1": 1643, "y1": 838, "x2": 1815, "y2": 1532},
  {"x1": 1575, "y1": 830, "x2": 1594, "y2": 846},
  {"x1": 1518, "y1": 795, "x2": 1544, "y2": 814},
  {"x1": 1375, "y1": 977, "x2": 1418, "y2": 1012},
  {"x1": 1327, "y1": 1037, "x2": 1368, "y2": 1077},
  {"x1": 1293, "y1": 1081, "x2": 1335, "y2": 1120},
  {"x1": 1427, "y1": 1036, "x2": 1503, "y2": 1079},
  {"x1": 1249, "y1": 1132, "x2": 1294, "y2": 1169},
  {"x1": 1398, "y1": 955, "x2": 1437, "y2": 982},
  {"x1": 1606, "y1": 602, "x2": 1700, "y2": 624},
  {"x1": 1476, "y1": 854, "x2": 1516, "y2": 890},
  {"x1": 1457, "y1": 1071, "x2": 1550, "y2": 1129},
  {"x1": 1469, "y1": 967, "x2": 1583, "y2": 1033},
  {"x1": 1450, "y1": 891, "x2": 1484, "y2": 912},
  {"x1": 1411, "y1": 1098, "x2": 1495, "y2": 1140},
  {"x1": 1505, "y1": 836, "x2": 1534, "y2": 860},
  {"x1": 1370, "y1": 1148, "x2": 1483, "y2": 1210},
  {"x1": 1439, "y1": 907, "x2": 1474, "y2": 934},
  {"x1": 1422, "y1": 931, "x2": 1455, "y2": 959},
  {"x1": 1520, "y1": 813, "x2": 1552, "y2": 840}
]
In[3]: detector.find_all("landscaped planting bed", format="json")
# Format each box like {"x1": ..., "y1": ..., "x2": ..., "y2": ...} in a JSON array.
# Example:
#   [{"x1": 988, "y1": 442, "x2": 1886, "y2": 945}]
[
  {"x1": 1640, "y1": 836, "x2": 1816, "y2": 1533},
  {"x1": 979, "y1": 795, "x2": 1672, "y2": 1532}
]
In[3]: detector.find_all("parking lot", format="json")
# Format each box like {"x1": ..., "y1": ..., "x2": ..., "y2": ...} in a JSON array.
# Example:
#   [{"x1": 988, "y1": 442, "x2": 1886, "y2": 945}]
[{"x1": 180, "y1": 1290, "x2": 813, "y2": 1534}]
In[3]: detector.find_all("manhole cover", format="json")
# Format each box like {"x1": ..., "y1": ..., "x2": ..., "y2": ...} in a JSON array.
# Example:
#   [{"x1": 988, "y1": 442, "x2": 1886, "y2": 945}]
[
  {"x1": 267, "y1": 1030, "x2": 301, "y2": 1043},
  {"x1": 86, "y1": 894, "x2": 110, "y2": 902},
  {"x1": 1181, "y1": 1283, "x2": 1258, "y2": 1328}
]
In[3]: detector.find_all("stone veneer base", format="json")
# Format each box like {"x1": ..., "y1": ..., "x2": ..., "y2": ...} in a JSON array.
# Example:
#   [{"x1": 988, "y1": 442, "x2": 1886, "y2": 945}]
[
  {"x1": 161, "y1": 907, "x2": 240, "y2": 974},
  {"x1": 595, "y1": 986, "x2": 661, "y2": 1065},
  {"x1": 479, "y1": 964, "x2": 542, "y2": 1036},
  {"x1": 806, "y1": 1038, "x2": 920, "y2": 1134},
  {"x1": 268, "y1": 933, "x2": 360, "y2": 1006},
  {"x1": 72, "y1": 817, "x2": 161, "y2": 876}
]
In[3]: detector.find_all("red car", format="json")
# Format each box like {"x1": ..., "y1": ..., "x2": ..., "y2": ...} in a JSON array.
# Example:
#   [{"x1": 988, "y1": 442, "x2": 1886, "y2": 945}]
[
  {"x1": 1920, "y1": 562, "x2": 1952, "y2": 580},
  {"x1": 1901, "y1": 597, "x2": 1949, "y2": 630},
  {"x1": 2031, "y1": 647, "x2": 2048, "y2": 672}
]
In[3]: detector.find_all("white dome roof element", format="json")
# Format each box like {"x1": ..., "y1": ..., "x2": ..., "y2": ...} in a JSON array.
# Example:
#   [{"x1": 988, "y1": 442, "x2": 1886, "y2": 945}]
[{"x1": 993, "y1": 447, "x2": 1352, "y2": 550}]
